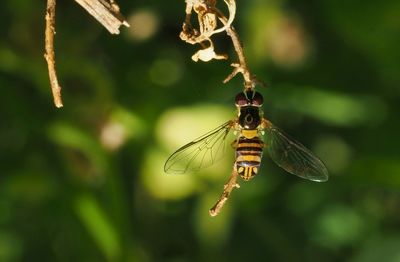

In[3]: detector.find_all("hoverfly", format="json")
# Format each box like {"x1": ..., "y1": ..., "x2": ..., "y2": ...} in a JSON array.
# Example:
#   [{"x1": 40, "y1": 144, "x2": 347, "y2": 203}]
[{"x1": 164, "y1": 90, "x2": 329, "y2": 182}]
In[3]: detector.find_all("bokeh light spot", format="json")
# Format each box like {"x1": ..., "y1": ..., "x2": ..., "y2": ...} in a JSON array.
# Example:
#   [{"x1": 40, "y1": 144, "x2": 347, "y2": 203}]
[
  {"x1": 126, "y1": 9, "x2": 159, "y2": 42},
  {"x1": 313, "y1": 135, "x2": 353, "y2": 174},
  {"x1": 100, "y1": 121, "x2": 126, "y2": 151},
  {"x1": 141, "y1": 149, "x2": 199, "y2": 200},
  {"x1": 149, "y1": 58, "x2": 183, "y2": 87},
  {"x1": 99, "y1": 107, "x2": 145, "y2": 151},
  {"x1": 156, "y1": 104, "x2": 232, "y2": 150},
  {"x1": 313, "y1": 205, "x2": 365, "y2": 248},
  {"x1": 155, "y1": 104, "x2": 233, "y2": 183},
  {"x1": 245, "y1": 3, "x2": 311, "y2": 68}
]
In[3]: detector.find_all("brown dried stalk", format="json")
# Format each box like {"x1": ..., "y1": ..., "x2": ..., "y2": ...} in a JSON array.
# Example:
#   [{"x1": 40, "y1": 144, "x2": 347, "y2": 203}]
[
  {"x1": 217, "y1": 13, "x2": 254, "y2": 90},
  {"x1": 209, "y1": 163, "x2": 240, "y2": 217},
  {"x1": 44, "y1": 0, "x2": 129, "y2": 107},
  {"x1": 74, "y1": 0, "x2": 129, "y2": 34},
  {"x1": 180, "y1": 0, "x2": 266, "y2": 216},
  {"x1": 44, "y1": 0, "x2": 63, "y2": 108}
]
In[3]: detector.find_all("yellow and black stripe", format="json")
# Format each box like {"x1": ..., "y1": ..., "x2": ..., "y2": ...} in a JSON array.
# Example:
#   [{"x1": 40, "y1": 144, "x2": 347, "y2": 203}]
[{"x1": 235, "y1": 137, "x2": 264, "y2": 181}]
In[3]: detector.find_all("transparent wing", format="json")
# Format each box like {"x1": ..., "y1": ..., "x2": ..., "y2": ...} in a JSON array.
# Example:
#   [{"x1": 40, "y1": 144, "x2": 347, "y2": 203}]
[
  {"x1": 164, "y1": 120, "x2": 234, "y2": 174},
  {"x1": 263, "y1": 119, "x2": 329, "y2": 182}
]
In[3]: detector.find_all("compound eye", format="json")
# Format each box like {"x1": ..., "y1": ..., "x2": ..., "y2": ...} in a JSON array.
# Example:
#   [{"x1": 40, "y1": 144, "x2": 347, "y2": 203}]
[
  {"x1": 235, "y1": 92, "x2": 248, "y2": 106},
  {"x1": 252, "y1": 91, "x2": 264, "y2": 106}
]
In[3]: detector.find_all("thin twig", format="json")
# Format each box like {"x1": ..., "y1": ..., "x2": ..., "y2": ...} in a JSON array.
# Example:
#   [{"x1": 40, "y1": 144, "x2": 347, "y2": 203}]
[
  {"x1": 213, "y1": 7, "x2": 260, "y2": 90},
  {"x1": 209, "y1": 163, "x2": 240, "y2": 217},
  {"x1": 75, "y1": 0, "x2": 129, "y2": 34},
  {"x1": 44, "y1": 0, "x2": 63, "y2": 108}
]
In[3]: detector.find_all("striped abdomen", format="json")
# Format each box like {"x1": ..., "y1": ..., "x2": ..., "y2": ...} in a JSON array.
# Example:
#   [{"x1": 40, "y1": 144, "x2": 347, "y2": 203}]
[{"x1": 235, "y1": 136, "x2": 264, "y2": 181}]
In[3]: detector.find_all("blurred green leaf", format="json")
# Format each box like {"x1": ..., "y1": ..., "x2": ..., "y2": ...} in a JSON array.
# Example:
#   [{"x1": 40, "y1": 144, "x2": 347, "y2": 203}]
[
  {"x1": 194, "y1": 192, "x2": 233, "y2": 250},
  {"x1": 0, "y1": 231, "x2": 21, "y2": 262},
  {"x1": 352, "y1": 237, "x2": 400, "y2": 262},
  {"x1": 350, "y1": 157, "x2": 400, "y2": 188},
  {"x1": 47, "y1": 121, "x2": 109, "y2": 179},
  {"x1": 268, "y1": 86, "x2": 387, "y2": 126},
  {"x1": 322, "y1": 0, "x2": 400, "y2": 85},
  {"x1": 75, "y1": 194, "x2": 121, "y2": 260},
  {"x1": 312, "y1": 205, "x2": 365, "y2": 248}
]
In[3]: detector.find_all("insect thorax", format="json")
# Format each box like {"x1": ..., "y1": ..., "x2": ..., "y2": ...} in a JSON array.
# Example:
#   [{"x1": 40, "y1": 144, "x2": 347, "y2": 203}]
[{"x1": 238, "y1": 106, "x2": 261, "y2": 130}]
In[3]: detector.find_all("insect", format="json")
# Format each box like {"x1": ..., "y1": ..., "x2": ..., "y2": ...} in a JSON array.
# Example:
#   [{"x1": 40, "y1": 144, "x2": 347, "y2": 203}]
[{"x1": 164, "y1": 90, "x2": 329, "y2": 182}]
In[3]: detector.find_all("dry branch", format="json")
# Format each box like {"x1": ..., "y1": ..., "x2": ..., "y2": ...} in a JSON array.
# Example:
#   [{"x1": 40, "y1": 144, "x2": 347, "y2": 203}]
[
  {"x1": 43, "y1": 0, "x2": 129, "y2": 107},
  {"x1": 44, "y1": 0, "x2": 63, "y2": 108},
  {"x1": 213, "y1": 5, "x2": 264, "y2": 90},
  {"x1": 75, "y1": 0, "x2": 129, "y2": 34},
  {"x1": 179, "y1": 0, "x2": 268, "y2": 216},
  {"x1": 209, "y1": 163, "x2": 240, "y2": 217}
]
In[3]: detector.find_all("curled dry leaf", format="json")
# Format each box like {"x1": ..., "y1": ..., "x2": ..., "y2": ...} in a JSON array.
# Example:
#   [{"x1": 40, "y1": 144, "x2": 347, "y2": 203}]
[
  {"x1": 181, "y1": 0, "x2": 236, "y2": 62},
  {"x1": 209, "y1": 0, "x2": 236, "y2": 36},
  {"x1": 191, "y1": 40, "x2": 228, "y2": 62}
]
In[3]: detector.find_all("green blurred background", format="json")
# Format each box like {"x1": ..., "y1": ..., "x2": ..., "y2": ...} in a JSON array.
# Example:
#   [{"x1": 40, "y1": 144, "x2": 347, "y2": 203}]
[{"x1": 1, "y1": 0, "x2": 400, "y2": 261}]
